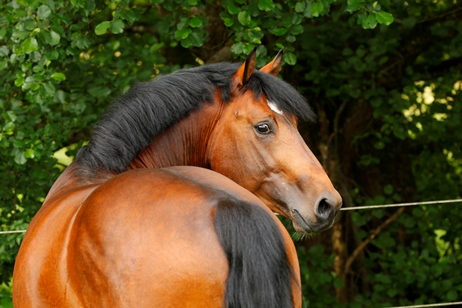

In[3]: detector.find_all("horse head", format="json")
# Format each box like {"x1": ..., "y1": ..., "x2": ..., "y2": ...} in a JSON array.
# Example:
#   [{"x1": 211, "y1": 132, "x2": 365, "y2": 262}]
[{"x1": 208, "y1": 50, "x2": 342, "y2": 234}]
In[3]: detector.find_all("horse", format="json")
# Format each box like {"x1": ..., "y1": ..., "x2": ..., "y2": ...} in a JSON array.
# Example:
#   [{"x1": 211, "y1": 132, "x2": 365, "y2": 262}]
[{"x1": 13, "y1": 49, "x2": 342, "y2": 307}]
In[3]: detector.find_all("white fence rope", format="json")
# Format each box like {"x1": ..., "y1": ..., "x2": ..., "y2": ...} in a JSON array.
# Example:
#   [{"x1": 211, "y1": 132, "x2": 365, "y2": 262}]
[
  {"x1": 1, "y1": 199, "x2": 462, "y2": 235},
  {"x1": 388, "y1": 301, "x2": 462, "y2": 308},
  {"x1": 340, "y1": 198, "x2": 462, "y2": 211},
  {"x1": 0, "y1": 229, "x2": 26, "y2": 235}
]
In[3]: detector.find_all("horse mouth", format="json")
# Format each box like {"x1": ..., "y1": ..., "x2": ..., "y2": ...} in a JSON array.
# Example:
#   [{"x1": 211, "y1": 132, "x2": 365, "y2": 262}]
[
  {"x1": 259, "y1": 193, "x2": 338, "y2": 234},
  {"x1": 291, "y1": 208, "x2": 336, "y2": 234},
  {"x1": 289, "y1": 209, "x2": 313, "y2": 233}
]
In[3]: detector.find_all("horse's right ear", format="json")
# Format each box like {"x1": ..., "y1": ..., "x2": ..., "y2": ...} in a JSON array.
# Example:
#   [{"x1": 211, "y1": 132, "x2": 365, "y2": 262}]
[
  {"x1": 232, "y1": 48, "x2": 257, "y2": 91},
  {"x1": 260, "y1": 50, "x2": 283, "y2": 76}
]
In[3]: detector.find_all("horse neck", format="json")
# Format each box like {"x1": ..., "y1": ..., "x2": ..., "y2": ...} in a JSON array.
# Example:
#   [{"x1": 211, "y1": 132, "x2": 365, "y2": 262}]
[
  {"x1": 128, "y1": 99, "x2": 223, "y2": 170},
  {"x1": 44, "y1": 96, "x2": 223, "y2": 202}
]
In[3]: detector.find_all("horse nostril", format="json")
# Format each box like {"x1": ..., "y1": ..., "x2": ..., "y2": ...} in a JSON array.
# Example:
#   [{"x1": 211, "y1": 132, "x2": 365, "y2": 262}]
[{"x1": 316, "y1": 198, "x2": 333, "y2": 219}]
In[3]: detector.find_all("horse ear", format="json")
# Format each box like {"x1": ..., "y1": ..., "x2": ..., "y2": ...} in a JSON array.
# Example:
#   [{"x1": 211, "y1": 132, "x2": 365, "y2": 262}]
[
  {"x1": 233, "y1": 48, "x2": 257, "y2": 90},
  {"x1": 260, "y1": 50, "x2": 283, "y2": 76}
]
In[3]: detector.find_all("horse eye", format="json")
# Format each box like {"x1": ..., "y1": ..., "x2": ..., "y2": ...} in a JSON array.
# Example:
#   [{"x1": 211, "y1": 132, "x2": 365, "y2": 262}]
[{"x1": 255, "y1": 123, "x2": 271, "y2": 135}]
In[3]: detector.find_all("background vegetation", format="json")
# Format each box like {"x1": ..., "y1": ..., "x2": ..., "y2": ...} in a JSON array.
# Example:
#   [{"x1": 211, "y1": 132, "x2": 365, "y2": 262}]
[{"x1": 1, "y1": 0, "x2": 461, "y2": 307}]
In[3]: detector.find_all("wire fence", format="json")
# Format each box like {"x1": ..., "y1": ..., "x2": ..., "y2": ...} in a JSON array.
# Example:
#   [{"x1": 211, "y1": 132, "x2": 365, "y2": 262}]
[
  {"x1": 0, "y1": 229, "x2": 26, "y2": 235},
  {"x1": 1, "y1": 198, "x2": 462, "y2": 235},
  {"x1": 389, "y1": 301, "x2": 462, "y2": 308},
  {"x1": 340, "y1": 198, "x2": 462, "y2": 211}
]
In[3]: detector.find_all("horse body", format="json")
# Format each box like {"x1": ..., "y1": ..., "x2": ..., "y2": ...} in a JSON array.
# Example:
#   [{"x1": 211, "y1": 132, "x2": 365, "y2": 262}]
[
  {"x1": 13, "y1": 50, "x2": 341, "y2": 307},
  {"x1": 14, "y1": 167, "x2": 299, "y2": 307}
]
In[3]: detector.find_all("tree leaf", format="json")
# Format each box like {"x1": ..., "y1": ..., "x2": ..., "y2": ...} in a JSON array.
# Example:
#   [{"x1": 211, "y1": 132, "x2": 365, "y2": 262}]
[
  {"x1": 119, "y1": 10, "x2": 138, "y2": 23},
  {"x1": 21, "y1": 37, "x2": 39, "y2": 54},
  {"x1": 346, "y1": 0, "x2": 364, "y2": 13},
  {"x1": 231, "y1": 42, "x2": 246, "y2": 55},
  {"x1": 5, "y1": 111, "x2": 17, "y2": 122},
  {"x1": 361, "y1": 13, "x2": 377, "y2": 29},
  {"x1": 446, "y1": 289, "x2": 458, "y2": 301},
  {"x1": 295, "y1": 1, "x2": 306, "y2": 13},
  {"x1": 283, "y1": 52, "x2": 297, "y2": 65},
  {"x1": 50, "y1": 30, "x2": 60, "y2": 46},
  {"x1": 223, "y1": 17, "x2": 233, "y2": 27},
  {"x1": 51, "y1": 72, "x2": 66, "y2": 81},
  {"x1": 37, "y1": 5, "x2": 52, "y2": 19},
  {"x1": 375, "y1": 11, "x2": 394, "y2": 26},
  {"x1": 0, "y1": 60, "x2": 7, "y2": 71},
  {"x1": 311, "y1": 2, "x2": 324, "y2": 18},
  {"x1": 24, "y1": 149, "x2": 35, "y2": 159},
  {"x1": 0, "y1": 46, "x2": 9, "y2": 57},
  {"x1": 227, "y1": 4, "x2": 240, "y2": 15},
  {"x1": 189, "y1": 16, "x2": 203, "y2": 28},
  {"x1": 270, "y1": 27, "x2": 288, "y2": 36},
  {"x1": 237, "y1": 11, "x2": 251, "y2": 26},
  {"x1": 15, "y1": 76, "x2": 25, "y2": 87},
  {"x1": 174, "y1": 28, "x2": 191, "y2": 40},
  {"x1": 110, "y1": 19, "x2": 125, "y2": 34},
  {"x1": 14, "y1": 151, "x2": 27, "y2": 165},
  {"x1": 258, "y1": 0, "x2": 275, "y2": 12},
  {"x1": 94, "y1": 21, "x2": 110, "y2": 35},
  {"x1": 42, "y1": 82, "x2": 56, "y2": 96},
  {"x1": 0, "y1": 28, "x2": 6, "y2": 39}
]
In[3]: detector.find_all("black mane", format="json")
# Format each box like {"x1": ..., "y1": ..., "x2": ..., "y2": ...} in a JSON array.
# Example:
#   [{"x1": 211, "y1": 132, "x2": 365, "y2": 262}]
[{"x1": 75, "y1": 62, "x2": 315, "y2": 173}]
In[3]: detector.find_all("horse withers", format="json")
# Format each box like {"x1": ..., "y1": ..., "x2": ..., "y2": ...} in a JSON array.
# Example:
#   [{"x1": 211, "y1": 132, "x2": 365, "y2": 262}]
[{"x1": 13, "y1": 50, "x2": 342, "y2": 307}]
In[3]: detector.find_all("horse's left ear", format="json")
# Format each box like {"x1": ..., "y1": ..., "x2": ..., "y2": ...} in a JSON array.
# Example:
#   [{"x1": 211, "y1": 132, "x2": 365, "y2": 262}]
[
  {"x1": 232, "y1": 48, "x2": 257, "y2": 91},
  {"x1": 260, "y1": 50, "x2": 283, "y2": 76}
]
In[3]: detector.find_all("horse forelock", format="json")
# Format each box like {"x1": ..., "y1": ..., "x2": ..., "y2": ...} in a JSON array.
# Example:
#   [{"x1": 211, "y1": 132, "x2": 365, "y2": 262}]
[{"x1": 75, "y1": 62, "x2": 314, "y2": 175}]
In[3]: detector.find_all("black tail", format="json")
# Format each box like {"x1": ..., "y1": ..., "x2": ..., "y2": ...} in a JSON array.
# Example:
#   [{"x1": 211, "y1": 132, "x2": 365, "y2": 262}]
[{"x1": 214, "y1": 198, "x2": 298, "y2": 308}]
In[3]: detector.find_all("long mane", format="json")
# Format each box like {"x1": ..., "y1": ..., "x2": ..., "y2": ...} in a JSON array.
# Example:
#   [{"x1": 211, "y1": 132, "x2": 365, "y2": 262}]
[{"x1": 75, "y1": 62, "x2": 315, "y2": 174}]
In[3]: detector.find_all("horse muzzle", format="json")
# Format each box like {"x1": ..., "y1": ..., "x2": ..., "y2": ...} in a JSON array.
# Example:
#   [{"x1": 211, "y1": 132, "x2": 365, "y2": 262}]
[{"x1": 289, "y1": 194, "x2": 342, "y2": 234}]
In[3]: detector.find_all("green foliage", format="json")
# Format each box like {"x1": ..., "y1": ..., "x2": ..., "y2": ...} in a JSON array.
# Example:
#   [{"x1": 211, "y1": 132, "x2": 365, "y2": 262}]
[
  {"x1": 1, "y1": 0, "x2": 461, "y2": 306},
  {"x1": 0, "y1": 0, "x2": 166, "y2": 283},
  {"x1": 298, "y1": 245, "x2": 344, "y2": 307},
  {"x1": 0, "y1": 281, "x2": 13, "y2": 308}
]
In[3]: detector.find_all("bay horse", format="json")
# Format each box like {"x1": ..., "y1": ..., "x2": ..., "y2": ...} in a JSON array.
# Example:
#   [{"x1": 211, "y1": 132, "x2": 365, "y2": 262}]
[{"x1": 13, "y1": 50, "x2": 342, "y2": 307}]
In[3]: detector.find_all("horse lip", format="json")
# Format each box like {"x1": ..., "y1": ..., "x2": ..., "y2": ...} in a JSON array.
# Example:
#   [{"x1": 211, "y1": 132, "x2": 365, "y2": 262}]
[
  {"x1": 291, "y1": 208, "x2": 337, "y2": 234},
  {"x1": 291, "y1": 208, "x2": 315, "y2": 233}
]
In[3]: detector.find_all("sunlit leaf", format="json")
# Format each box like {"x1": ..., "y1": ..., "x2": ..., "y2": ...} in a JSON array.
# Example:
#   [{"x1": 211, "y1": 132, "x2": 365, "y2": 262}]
[
  {"x1": 375, "y1": 11, "x2": 394, "y2": 26},
  {"x1": 310, "y1": 2, "x2": 324, "y2": 17},
  {"x1": 258, "y1": 0, "x2": 275, "y2": 12},
  {"x1": 21, "y1": 37, "x2": 39, "y2": 54},
  {"x1": 37, "y1": 5, "x2": 51, "y2": 19},
  {"x1": 50, "y1": 30, "x2": 60, "y2": 46},
  {"x1": 51, "y1": 72, "x2": 66, "y2": 81},
  {"x1": 94, "y1": 21, "x2": 110, "y2": 35},
  {"x1": 237, "y1": 11, "x2": 251, "y2": 26},
  {"x1": 110, "y1": 19, "x2": 125, "y2": 34},
  {"x1": 189, "y1": 17, "x2": 203, "y2": 28}
]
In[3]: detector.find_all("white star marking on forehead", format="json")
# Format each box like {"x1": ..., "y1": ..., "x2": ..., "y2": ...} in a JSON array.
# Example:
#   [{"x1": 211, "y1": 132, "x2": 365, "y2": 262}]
[{"x1": 267, "y1": 100, "x2": 284, "y2": 115}]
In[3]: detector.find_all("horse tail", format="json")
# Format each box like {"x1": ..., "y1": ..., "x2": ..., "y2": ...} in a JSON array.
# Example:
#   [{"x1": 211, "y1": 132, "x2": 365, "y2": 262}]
[{"x1": 213, "y1": 198, "x2": 297, "y2": 308}]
